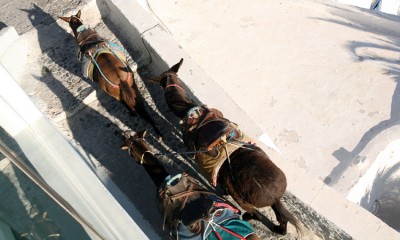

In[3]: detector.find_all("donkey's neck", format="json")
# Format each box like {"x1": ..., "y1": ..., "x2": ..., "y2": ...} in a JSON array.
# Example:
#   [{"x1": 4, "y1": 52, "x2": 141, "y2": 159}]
[
  {"x1": 75, "y1": 26, "x2": 105, "y2": 49},
  {"x1": 141, "y1": 154, "x2": 169, "y2": 187}
]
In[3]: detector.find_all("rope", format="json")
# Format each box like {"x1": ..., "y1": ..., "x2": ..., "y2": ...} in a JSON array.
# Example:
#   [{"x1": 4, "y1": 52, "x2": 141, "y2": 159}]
[
  {"x1": 151, "y1": 131, "x2": 257, "y2": 158},
  {"x1": 203, "y1": 210, "x2": 246, "y2": 240},
  {"x1": 88, "y1": 43, "x2": 131, "y2": 89},
  {"x1": 89, "y1": 52, "x2": 119, "y2": 88},
  {"x1": 152, "y1": 149, "x2": 210, "y2": 157}
]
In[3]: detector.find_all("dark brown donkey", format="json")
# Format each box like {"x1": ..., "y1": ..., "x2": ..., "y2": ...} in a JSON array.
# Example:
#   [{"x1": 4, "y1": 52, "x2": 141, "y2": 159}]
[
  {"x1": 121, "y1": 130, "x2": 260, "y2": 240},
  {"x1": 59, "y1": 10, "x2": 161, "y2": 136},
  {"x1": 149, "y1": 59, "x2": 301, "y2": 235}
]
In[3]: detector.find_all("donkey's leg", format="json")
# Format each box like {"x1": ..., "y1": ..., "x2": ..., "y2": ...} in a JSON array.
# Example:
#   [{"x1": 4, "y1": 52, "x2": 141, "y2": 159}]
[
  {"x1": 241, "y1": 204, "x2": 279, "y2": 234},
  {"x1": 242, "y1": 208, "x2": 264, "y2": 222},
  {"x1": 271, "y1": 200, "x2": 288, "y2": 235},
  {"x1": 135, "y1": 100, "x2": 163, "y2": 137}
]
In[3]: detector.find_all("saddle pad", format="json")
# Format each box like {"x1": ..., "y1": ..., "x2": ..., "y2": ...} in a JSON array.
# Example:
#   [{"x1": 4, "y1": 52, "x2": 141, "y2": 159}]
[
  {"x1": 204, "y1": 218, "x2": 255, "y2": 240},
  {"x1": 196, "y1": 129, "x2": 254, "y2": 186},
  {"x1": 80, "y1": 42, "x2": 128, "y2": 80}
]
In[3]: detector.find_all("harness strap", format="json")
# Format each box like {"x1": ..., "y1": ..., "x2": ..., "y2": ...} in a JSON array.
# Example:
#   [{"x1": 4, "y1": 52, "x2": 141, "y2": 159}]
[{"x1": 170, "y1": 190, "x2": 217, "y2": 201}]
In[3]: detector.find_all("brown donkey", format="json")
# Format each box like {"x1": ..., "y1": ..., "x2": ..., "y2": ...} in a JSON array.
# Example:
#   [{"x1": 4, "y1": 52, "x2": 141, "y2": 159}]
[
  {"x1": 149, "y1": 59, "x2": 301, "y2": 235},
  {"x1": 59, "y1": 10, "x2": 162, "y2": 136},
  {"x1": 121, "y1": 130, "x2": 261, "y2": 240}
]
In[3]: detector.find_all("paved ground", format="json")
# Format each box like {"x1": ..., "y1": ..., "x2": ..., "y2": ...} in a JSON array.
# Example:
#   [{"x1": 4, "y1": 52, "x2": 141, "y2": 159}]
[
  {"x1": 143, "y1": 0, "x2": 400, "y2": 197},
  {"x1": 1, "y1": 0, "x2": 399, "y2": 238},
  {"x1": 0, "y1": 1, "x2": 326, "y2": 239},
  {"x1": 0, "y1": 0, "x2": 357, "y2": 239}
]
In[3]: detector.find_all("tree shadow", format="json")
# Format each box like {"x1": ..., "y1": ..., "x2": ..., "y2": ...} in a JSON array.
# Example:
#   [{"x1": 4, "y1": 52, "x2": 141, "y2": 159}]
[
  {"x1": 328, "y1": 66, "x2": 400, "y2": 185},
  {"x1": 311, "y1": 5, "x2": 400, "y2": 185},
  {"x1": 313, "y1": 4, "x2": 400, "y2": 39}
]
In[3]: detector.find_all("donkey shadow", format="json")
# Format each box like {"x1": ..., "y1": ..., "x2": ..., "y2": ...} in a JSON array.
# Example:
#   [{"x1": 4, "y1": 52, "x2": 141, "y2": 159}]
[
  {"x1": 21, "y1": 5, "x2": 200, "y2": 237},
  {"x1": 31, "y1": 70, "x2": 169, "y2": 238},
  {"x1": 22, "y1": 4, "x2": 174, "y2": 139}
]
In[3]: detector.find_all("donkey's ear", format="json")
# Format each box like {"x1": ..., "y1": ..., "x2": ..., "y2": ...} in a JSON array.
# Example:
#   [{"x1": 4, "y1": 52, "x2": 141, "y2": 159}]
[
  {"x1": 121, "y1": 145, "x2": 129, "y2": 150},
  {"x1": 137, "y1": 130, "x2": 147, "y2": 138},
  {"x1": 58, "y1": 16, "x2": 71, "y2": 22},
  {"x1": 76, "y1": 10, "x2": 82, "y2": 19},
  {"x1": 169, "y1": 58, "x2": 184, "y2": 73},
  {"x1": 147, "y1": 76, "x2": 162, "y2": 83}
]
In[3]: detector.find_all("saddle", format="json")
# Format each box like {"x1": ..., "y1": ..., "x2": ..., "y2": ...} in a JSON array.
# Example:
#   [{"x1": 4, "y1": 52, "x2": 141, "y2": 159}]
[
  {"x1": 157, "y1": 173, "x2": 216, "y2": 231},
  {"x1": 182, "y1": 106, "x2": 252, "y2": 186},
  {"x1": 182, "y1": 106, "x2": 235, "y2": 152},
  {"x1": 157, "y1": 173, "x2": 248, "y2": 240},
  {"x1": 76, "y1": 25, "x2": 130, "y2": 81}
]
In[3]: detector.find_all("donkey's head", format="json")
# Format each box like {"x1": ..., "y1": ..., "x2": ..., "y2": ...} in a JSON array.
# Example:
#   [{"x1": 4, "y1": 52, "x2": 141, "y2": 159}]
[
  {"x1": 148, "y1": 58, "x2": 184, "y2": 88},
  {"x1": 58, "y1": 10, "x2": 83, "y2": 37},
  {"x1": 121, "y1": 130, "x2": 153, "y2": 165}
]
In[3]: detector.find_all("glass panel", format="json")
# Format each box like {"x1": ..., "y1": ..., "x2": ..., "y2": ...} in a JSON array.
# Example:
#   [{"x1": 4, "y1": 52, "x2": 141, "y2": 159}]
[{"x1": 0, "y1": 128, "x2": 91, "y2": 240}]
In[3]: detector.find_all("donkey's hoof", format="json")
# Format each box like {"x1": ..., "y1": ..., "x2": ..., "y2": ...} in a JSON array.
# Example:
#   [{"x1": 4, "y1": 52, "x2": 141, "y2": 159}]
[
  {"x1": 273, "y1": 225, "x2": 287, "y2": 235},
  {"x1": 242, "y1": 212, "x2": 256, "y2": 221}
]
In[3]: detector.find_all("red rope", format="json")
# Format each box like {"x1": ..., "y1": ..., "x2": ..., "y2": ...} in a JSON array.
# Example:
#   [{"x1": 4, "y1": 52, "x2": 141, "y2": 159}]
[
  {"x1": 213, "y1": 230, "x2": 223, "y2": 240},
  {"x1": 214, "y1": 224, "x2": 246, "y2": 240}
]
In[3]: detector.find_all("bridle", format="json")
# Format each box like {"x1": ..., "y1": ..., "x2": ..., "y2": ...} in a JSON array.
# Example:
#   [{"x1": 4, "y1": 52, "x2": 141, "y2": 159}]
[
  {"x1": 164, "y1": 74, "x2": 186, "y2": 93},
  {"x1": 71, "y1": 15, "x2": 83, "y2": 24},
  {"x1": 127, "y1": 138, "x2": 154, "y2": 164}
]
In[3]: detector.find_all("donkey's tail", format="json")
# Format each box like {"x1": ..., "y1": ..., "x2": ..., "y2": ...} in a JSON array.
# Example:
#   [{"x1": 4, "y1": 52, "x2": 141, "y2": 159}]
[
  {"x1": 119, "y1": 80, "x2": 138, "y2": 114},
  {"x1": 275, "y1": 200, "x2": 303, "y2": 237},
  {"x1": 119, "y1": 80, "x2": 162, "y2": 137}
]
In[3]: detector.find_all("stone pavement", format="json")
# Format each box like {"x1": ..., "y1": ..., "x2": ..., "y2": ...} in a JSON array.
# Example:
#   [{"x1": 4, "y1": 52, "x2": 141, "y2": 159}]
[
  {"x1": 142, "y1": 0, "x2": 400, "y2": 197},
  {"x1": 1, "y1": 0, "x2": 400, "y2": 238}
]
